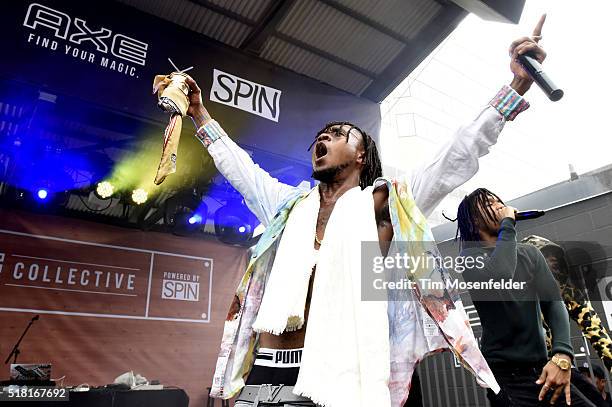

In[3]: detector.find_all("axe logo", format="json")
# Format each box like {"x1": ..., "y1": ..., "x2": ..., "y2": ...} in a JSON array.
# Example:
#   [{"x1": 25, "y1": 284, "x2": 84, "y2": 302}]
[{"x1": 23, "y1": 2, "x2": 148, "y2": 66}]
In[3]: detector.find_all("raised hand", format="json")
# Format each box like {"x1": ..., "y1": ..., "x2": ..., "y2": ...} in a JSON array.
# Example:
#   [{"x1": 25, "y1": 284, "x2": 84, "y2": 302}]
[
  {"x1": 509, "y1": 14, "x2": 548, "y2": 94},
  {"x1": 498, "y1": 205, "x2": 517, "y2": 222},
  {"x1": 184, "y1": 75, "x2": 212, "y2": 127}
]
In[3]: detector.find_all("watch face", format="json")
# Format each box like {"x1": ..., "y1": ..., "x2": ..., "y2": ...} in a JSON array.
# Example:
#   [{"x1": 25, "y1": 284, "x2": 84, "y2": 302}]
[{"x1": 554, "y1": 357, "x2": 570, "y2": 370}]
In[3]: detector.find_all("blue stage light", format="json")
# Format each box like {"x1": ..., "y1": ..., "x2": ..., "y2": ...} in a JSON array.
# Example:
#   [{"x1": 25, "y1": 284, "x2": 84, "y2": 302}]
[
  {"x1": 188, "y1": 214, "x2": 203, "y2": 225},
  {"x1": 161, "y1": 193, "x2": 206, "y2": 237},
  {"x1": 36, "y1": 189, "x2": 48, "y2": 200},
  {"x1": 214, "y1": 202, "x2": 255, "y2": 245}
]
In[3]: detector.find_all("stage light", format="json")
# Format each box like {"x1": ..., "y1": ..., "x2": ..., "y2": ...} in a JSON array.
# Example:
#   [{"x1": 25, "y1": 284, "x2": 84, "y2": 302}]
[
  {"x1": 95, "y1": 181, "x2": 114, "y2": 199},
  {"x1": 132, "y1": 188, "x2": 148, "y2": 205},
  {"x1": 158, "y1": 192, "x2": 207, "y2": 236},
  {"x1": 172, "y1": 209, "x2": 206, "y2": 236},
  {"x1": 214, "y1": 202, "x2": 255, "y2": 245},
  {"x1": 188, "y1": 214, "x2": 202, "y2": 225},
  {"x1": 36, "y1": 189, "x2": 48, "y2": 200}
]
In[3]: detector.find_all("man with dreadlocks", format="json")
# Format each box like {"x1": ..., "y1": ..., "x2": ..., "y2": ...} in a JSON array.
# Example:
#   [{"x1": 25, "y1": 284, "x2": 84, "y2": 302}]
[
  {"x1": 523, "y1": 235, "x2": 612, "y2": 376},
  {"x1": 182, "y1": 17, "x2": 548, "y2": 407},
  {"x1": 523, "y1": 236, "x2": 612, "y2": 407},
  {"x1": 456, "y1": 188, "x2": 592, "y2": 406}
]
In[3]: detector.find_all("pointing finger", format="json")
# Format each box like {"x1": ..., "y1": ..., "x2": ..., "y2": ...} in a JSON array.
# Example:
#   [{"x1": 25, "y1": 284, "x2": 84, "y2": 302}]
[{"x1": 532, "y1": 14, "x2": 546, "y2": 38}]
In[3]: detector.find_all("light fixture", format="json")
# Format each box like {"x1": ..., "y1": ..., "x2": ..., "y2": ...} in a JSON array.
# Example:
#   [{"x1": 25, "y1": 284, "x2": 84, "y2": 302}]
[
  {"x1": 36, "y1": 188, "x2": 49, "y2": 200},
  {"x1": 131, "y1": 188, "x2": 148, "y2": 205},
  {"x1": 160, "y1": 191, "x2": 206, "y2": 236},
  {"x1": 95, "y1": 181, "x2": 114, "y2": 199},
  {"x1": 188, "y1": 214, "x2": 203, "y2": 225},
  {"x1": 214, "y1": 202, "x2": 254, "y2": 245}
]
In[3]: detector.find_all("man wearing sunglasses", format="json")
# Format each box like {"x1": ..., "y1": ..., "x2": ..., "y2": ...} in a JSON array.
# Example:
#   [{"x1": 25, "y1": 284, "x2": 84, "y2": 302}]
[{"x1": 185, "y1": 17, "x2": 547, "y2": 407}]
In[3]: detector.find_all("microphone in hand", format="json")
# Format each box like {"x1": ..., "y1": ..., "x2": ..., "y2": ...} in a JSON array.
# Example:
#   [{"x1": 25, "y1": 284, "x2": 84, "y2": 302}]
[{"x1": 515, "y1": 210, "x2": 545, "y2": 221}]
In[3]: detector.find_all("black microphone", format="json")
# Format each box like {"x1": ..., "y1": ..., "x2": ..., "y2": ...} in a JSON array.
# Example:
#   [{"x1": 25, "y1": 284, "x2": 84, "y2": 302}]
[
  {"x1": 515, "y1": 210, "x2": 545, "y2": 221},
  {"x1": 518, "y1": 53, "x2": 563, "y2": 101}
]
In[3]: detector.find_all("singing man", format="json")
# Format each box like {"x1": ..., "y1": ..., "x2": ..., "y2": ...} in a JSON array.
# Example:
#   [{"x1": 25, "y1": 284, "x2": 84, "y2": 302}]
[{"x1": 183, "y1": 19, "x2": 547, "y2": 407}]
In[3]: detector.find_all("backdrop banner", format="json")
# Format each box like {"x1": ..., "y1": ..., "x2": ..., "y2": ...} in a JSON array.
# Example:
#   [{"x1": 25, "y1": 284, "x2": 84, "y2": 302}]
[
  {"x1": 0, "y1": 0, "x2": 381, "y2": 163},
  {"x1": 0, "y1": 208, "x2": 246, "y2": 405}
]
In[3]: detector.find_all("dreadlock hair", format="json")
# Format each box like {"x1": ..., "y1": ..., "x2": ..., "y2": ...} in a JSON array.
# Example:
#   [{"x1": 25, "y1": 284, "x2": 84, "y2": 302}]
[
  {"x1": 316, "y1": 121, "x2": 383, "y2": 189},
  {"x1": 456, "y1": 188, "x2": 505, "y2": 245}
]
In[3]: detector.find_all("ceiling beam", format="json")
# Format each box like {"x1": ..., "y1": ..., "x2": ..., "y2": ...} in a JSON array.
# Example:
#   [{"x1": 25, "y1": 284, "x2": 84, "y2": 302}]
[
  {"x1": 274, "y1": 32, "x2": 377, "y2": 80},
  {"x1": 189, "y1": 0, "x2": 256, "y2": 26},
  {"x1": 189, "y1": 0, "x2": 375, "y2": 80},
  {"x1": 361, "y1": 3, "x2": 467, "y2": 102},
  {"x1": 317, "y1": 0, "x2": 411, "y2": 45},
  {"x1": 240, "y1": 0, "x2": 297, "y2": 55}
]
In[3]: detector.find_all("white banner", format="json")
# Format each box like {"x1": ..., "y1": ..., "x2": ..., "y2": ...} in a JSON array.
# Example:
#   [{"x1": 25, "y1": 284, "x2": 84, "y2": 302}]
[{"x1": 210, "y1": 68, "x2": 281, "y2": 122}]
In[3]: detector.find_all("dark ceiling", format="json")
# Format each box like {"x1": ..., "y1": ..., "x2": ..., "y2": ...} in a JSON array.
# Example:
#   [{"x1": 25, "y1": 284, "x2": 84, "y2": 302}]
[{"x1": 117, "y1": 0, "x2": 525, "y2": 102}]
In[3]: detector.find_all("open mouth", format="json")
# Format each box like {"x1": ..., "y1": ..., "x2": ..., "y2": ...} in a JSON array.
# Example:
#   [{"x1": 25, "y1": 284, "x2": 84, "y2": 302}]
[{"x1": 315, "y1": 143, "x2": 328, "y2": 159}]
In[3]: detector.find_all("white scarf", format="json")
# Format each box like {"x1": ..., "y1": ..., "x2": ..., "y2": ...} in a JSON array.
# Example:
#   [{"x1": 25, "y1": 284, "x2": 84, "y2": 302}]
[{"x1": 252, "y1": 185, "x2": 391, "y2": 407}]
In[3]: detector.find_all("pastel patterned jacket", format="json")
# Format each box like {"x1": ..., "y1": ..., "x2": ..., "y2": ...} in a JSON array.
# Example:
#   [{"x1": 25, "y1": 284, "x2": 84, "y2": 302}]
[{"x1": 198, "y1": 86, "x2": 529, "y2": 405}]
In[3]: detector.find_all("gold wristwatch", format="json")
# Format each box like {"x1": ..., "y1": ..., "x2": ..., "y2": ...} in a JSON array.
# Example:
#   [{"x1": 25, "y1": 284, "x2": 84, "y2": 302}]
[{"x1": 551, "y1": 354, "x2": 571, "y2": 371}]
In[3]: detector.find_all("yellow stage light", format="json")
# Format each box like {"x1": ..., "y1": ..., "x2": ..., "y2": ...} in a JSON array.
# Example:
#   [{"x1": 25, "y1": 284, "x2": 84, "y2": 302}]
[
  {"x1": 131, "y1": 188, "x2": 148, "y2": 205},
  {"x1": 95, "y1": 181, "x2": 115, "y2": 199}
]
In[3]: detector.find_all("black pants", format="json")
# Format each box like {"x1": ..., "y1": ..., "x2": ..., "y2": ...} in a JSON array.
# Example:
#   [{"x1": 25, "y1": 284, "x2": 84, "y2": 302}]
[
  {"x1": 239, "y1": 365, "x2": 316, "y2": 406},
  {"x1": 246, "y1": 364, "x2": 424, "y2": 406},
  {"x1": 487, "y1": 365, "x2": 598, "y2": 407},
  {"x1": 245, "y1": 364, "x2": 300, "y2": 386},
  {"x1": 403, "y1": 370, "x2": 423, "y2": 407}
]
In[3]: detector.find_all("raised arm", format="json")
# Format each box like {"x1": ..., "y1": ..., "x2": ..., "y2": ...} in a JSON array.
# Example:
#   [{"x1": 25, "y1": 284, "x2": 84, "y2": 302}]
[
  {"x1": 185, "y1": 77, "x2": 300, "y2": 226},
  {"x1": 408, "y1": 18, "x2": 547, "y2": 218},
  {"x1": 408, "y1": 98, "x2": 515, "y2": 218}
]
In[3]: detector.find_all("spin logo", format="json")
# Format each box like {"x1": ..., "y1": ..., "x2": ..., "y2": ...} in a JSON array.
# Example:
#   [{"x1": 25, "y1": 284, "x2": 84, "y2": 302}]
[
  {"x1": 210, "y1": 69, "x2": 282, "y2": 122},
  {"x1": 161, "y1": 272, "x2": 200, "y2": 302}
]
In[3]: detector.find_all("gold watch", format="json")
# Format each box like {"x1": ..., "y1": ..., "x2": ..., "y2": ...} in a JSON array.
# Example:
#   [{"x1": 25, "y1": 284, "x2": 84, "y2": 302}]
[{"x1": 551, "y1": 354, "x2": 571, "y2": 371}]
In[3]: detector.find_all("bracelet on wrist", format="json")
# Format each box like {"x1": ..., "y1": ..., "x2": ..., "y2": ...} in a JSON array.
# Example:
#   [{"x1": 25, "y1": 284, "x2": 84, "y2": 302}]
[{"x1": 195, "y1": 119, "x2": 226, "y2": 147}]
